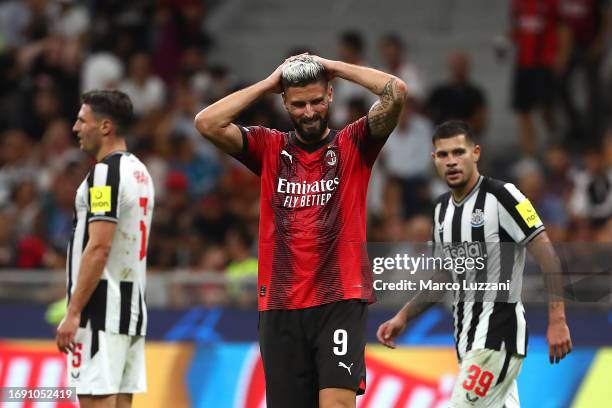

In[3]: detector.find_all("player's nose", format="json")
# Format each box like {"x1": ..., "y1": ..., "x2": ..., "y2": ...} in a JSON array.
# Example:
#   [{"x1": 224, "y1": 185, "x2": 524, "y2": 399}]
[{"x1": 304, "y1": 104, "x2": 315, "y2": 116}]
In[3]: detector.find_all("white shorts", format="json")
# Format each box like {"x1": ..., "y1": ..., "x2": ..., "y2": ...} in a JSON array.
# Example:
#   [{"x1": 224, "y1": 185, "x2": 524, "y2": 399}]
[
  {"x1": 67, "y1": 326, "x2": 147, "y2": 395},
  {"x1": 450, "y1": 349, "x2": 523, "y2": 407}
]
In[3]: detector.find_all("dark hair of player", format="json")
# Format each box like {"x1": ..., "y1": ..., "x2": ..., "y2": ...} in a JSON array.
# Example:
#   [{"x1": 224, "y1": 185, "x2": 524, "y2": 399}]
[
  {"x1": 81, "y1": 90, "x2": 134, "y2": 135},
  {"x1": 432, "y1": 120, "x2": 476, "y2": 145}
]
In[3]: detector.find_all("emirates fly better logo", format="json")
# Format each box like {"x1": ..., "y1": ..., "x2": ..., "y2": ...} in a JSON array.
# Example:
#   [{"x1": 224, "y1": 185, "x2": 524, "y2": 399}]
[{"x1": 277, "y1": 177, "x2": 339, "y2": 208}]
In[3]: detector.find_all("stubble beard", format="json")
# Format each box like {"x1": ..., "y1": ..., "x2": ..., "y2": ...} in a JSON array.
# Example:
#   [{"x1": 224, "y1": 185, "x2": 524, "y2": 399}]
[{"x1": 291, "y1": 113, "x2": 329, "y2": 144}]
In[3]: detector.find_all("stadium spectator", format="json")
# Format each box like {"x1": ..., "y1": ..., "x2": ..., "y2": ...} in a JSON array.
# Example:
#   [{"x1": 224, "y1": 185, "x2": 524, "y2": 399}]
[
  {"x1": 0, "y1": 129, "x2": 37, "y2": 207},
  {"x1": 119, "y1": 52, "x2": 166, "y2": 117},
  {"x1": 194, "y1": 244, "x2": 230, "y2": 306},
  {"x1": 81, "y1": 50, "x2": 123, "y2": 92},
  {"x1": 0, "y1": 211, "x2": 16, "y2": 268},
  {"x1": 508, "y1": 0, "x2": 571, "y2": 155},
  {"x1": 425, "y1": 51, "x2": 488, "y2": 136},
  {"x1": 568, "y1": 147, "x2": 612, "y2": 226},
  {"x1": 158, "y1": 81, "x2": 220, "y2": 161},
  {"x1": 0, "y1": 1, "x2": 36, "y2": 50},
  {"x1": 194, "y1": 193, "x2": 239, "y2": 246},
  {"x1": 7, "y1": 179, "x2": 42, "y2": 239},
  {"x1": 39, "y1": 168, "x2": 78, "y2": 255},
  {"x1": 169, "y1": 132, "x2": 221, "y2": 198},
  {"x1": 225, "y1": 227, "x2": 258, "y2": 307},
  {"x1": 23, "y1": 86, "x2": 65, "y2": 141},
  {"x1": 559, "y1": 0, "x2": 610, "y2": 144},
  {"x1": 379, "y1": 33, "x2": 426, "y2": 102},
  {"x1": 48, "y1": 0, "x2": 90, "y2": 41},
  {"x1": 380, "y1": 97, "x2": 434, "y2": 218},
  {"x1": 543, "y1": 144, "x2": 575, "y2": 200},
  {"x1": 148, "y1": 170, "x2": 197, "y2": 268},
  {"x1": 515, "y1": 160, "x2": 569, "y2": 241},
  {"x1": 37, "y1": 118, "x2": 78, "y2": 173},
  {"x1": 332, "y1": 31, "x2": 378, "y2": 126}
]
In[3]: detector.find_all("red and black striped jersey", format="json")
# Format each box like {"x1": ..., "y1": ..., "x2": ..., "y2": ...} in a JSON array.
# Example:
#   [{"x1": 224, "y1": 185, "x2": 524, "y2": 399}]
[
  {"x1": 234, "y1": 117, "x2": 383, "y2": 310},
  {"x1": 511, "y1": 0, "x2": 562, "y2": 68}
]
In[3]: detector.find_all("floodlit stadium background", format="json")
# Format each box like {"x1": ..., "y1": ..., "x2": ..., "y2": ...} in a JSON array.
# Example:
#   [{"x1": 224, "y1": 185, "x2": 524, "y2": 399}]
[{"x1": 0, "y1": 0, "x2": 611, "y2": 407}]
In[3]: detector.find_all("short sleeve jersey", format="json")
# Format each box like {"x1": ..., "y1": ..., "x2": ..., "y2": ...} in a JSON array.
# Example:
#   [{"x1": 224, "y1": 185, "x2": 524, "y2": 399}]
[{"x1": 234, "y1": 117, "x2": 384, "y2": 310}]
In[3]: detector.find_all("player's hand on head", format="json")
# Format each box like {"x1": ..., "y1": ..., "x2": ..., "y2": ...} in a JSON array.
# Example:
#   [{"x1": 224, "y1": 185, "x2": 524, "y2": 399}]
[
  {"x1": 55, "y1": 313, "x2": 80, "y2": 354},
  {"x1": 284, "y1": 52, "x2": 310, "y2": 64},
  {"x1": 546, "y1": 319, "x2": 572, "y2": 364},
  {"x1": 309, "y1": 55, "x2": 337, "y2": 80},
  {"x1": 265, "y1": 64, "x2": 284, "y2": 94},
  {"x1": 376, "y1": 315, "x2": 407, "y2": 349}
]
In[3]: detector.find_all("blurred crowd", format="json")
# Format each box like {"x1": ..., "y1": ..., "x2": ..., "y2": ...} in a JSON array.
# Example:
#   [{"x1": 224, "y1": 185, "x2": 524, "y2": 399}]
[{"x1": 0, "y1": 0, "x2": 611, "y2": 306}]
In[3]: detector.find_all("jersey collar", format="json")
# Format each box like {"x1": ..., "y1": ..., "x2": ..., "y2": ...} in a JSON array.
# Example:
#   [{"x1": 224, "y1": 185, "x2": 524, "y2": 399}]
[
  {"x1": 452, "y1": 175, "x2": 484, "y2": 207},
  {"x1": 290, "y1": 130, "x2": 338, "y2": 153},
  {"x1": 99, "y1": 150, "x2": 128, "y2": 162}
]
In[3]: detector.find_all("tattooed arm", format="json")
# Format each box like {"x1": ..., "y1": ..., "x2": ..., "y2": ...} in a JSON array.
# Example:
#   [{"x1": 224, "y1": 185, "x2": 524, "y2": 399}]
[{"x1": 313, "y1": 56, "x2": 408, "y2": 140}]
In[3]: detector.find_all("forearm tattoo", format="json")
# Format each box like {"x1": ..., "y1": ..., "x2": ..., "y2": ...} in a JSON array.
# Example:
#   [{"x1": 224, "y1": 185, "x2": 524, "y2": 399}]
[{"x1": 368, "y1": 78, "x2": 406, "y2": 139}]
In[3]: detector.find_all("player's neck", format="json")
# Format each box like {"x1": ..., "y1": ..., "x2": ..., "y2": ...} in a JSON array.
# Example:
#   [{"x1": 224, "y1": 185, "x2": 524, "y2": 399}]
[
  {"x1": 294, "y1": 127, "x2": 331, "y2": 146},
  {"x1": 451, "y1": 171, "x2": 481, "y2": 203},
  {"x1": 96, "y1": 139, "x2": 127, "y2": 162}
]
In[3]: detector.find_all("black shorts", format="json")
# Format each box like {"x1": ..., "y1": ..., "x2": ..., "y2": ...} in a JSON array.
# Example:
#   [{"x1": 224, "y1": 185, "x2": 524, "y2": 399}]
[
  {"x1": 512, "y1": 67, "x2": 557, "y2": 113},
  {"x1": 259, "y1": 300, "x2": 368, "y2": 408}
]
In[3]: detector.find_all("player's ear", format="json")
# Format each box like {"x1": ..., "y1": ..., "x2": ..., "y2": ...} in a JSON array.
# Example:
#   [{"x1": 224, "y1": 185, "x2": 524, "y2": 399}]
[
  {"x1": 327, "y1": 83, "x2": 333, "y2": 103},
  {"x1": 473, "y1": 144, "x2": 481, "y2": 162},
  {"x1": 100, "y1": 119, "x2": 113, "y2": 136},
  {"x1": 281, "y1": 91, "x2": 288, "y2": 106}
]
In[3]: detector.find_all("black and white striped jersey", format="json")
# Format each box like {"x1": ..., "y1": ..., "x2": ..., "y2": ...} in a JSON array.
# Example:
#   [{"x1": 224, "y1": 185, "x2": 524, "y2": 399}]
[
  {"x1": 432, "y1": 175, "x2": 545, "y2": 359},
  {"x1": 67, "y1": 151, "x2": 154, "y2": 336}
]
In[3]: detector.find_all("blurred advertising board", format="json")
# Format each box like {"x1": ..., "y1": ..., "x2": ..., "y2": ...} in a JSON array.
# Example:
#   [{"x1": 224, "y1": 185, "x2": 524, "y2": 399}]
[{"x1": 0, "y1": 341, "x2": 608, "y2": 407}]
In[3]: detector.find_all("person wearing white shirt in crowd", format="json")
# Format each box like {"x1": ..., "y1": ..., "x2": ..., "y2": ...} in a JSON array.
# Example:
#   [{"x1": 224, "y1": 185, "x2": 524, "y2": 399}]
[{"x1": 119, "y1": 53, "x2": 166, "y2": 117}]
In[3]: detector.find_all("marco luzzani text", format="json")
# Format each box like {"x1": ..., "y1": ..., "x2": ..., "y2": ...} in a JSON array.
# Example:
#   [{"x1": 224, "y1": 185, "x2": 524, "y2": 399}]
[{"x1": 372, "y1": 253, "x2": 511, "y2": 292}]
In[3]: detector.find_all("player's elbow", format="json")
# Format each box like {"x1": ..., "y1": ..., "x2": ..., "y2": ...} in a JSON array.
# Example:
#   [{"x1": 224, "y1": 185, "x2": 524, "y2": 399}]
[
  {"x1": 89, "y1": 242, "x2": 112, "y2": 263},
  {"x1": 194, "y1": 110, "x2": 212, "y2": 137},
  {"x1": 392, "y1": 78, "x2": 408, "y2": 104},
  {"x1": 194, "y1": 110, "x2": 222, "y2": 142}
]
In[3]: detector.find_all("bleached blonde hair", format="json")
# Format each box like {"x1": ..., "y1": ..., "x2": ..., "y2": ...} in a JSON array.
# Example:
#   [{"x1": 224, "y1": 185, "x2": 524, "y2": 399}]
[{"x1": 281, "y1": 55, "x2": 327, "y2": 91}]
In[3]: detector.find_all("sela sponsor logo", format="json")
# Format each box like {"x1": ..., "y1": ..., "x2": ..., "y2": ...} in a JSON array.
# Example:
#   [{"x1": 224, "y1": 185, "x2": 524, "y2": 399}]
[
  {"x1": 442, "y1": 241, "x2": 485, "y2": 260},
  {"x1": 277, "y1": 177, "x2": 339, "y2": 208}
]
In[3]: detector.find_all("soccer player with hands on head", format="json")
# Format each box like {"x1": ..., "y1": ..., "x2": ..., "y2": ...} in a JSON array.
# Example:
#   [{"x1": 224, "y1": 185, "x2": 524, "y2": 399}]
[{"x1": 195, "y1": 53, "x2": 407, "y2": 408}]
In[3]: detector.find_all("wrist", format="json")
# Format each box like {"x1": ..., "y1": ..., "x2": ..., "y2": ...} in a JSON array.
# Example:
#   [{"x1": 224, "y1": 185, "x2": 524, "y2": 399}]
[
  {"x1": 548, "y1": 303, "x2": 566, "y2": 323},
  {"x1": 326, "y1": 60, "x2": 343, "y2": 78},
  {"x1": 66, "y1": 306, "x2": 81, "y2": 319},
  {"x1": 260, "y1": 78, "x2": 276, "y2": 94}
]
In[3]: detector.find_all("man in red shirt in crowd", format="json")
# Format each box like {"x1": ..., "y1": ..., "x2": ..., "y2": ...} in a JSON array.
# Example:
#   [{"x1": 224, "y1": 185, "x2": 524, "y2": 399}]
[
  {"x1": 509, "y1": 0, "x2": 571, "y2": 155},
  {"x1": 194, "y1": 54, "x2": 407, "y2": 407},
  {"x1": 559, "y1": 0, "x2": 610, "y2": 144}
]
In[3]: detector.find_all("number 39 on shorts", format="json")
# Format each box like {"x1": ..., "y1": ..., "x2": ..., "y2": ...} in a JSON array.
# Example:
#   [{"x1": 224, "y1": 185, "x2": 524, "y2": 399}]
[
  {"x1": 463, "y1": 364, "x2": 494, "y2": 397},
  {"x1": 333, "y1": 329, "x2": 347, "y2": 356}
]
